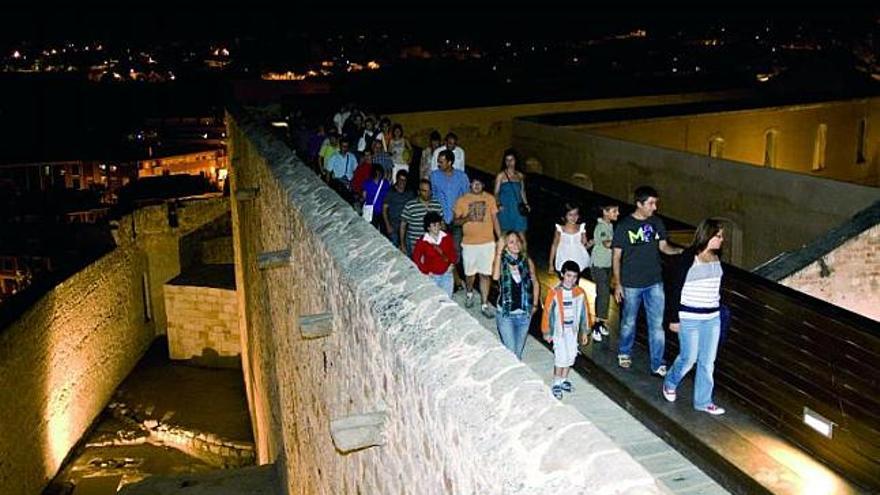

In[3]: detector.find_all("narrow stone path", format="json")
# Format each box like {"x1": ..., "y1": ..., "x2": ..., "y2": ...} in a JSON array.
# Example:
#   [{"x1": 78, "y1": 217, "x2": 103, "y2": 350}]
[{"x1": 450, "y1": 289, "x2": 730, "y2": 495}]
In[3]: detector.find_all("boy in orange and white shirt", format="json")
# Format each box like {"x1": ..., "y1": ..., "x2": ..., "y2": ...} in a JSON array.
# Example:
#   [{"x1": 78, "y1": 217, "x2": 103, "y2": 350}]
[{"x1": 541, "y1": 260, "x2": 592, "y2": 400}]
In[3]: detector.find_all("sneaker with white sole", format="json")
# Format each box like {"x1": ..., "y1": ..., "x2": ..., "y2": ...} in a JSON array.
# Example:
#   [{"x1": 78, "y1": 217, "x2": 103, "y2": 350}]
[
  {"x1": 598, "y1": 322, "x2": 610, "y2": 336},
  {"x1": 662, "y1": 385, "x2": 677, "y2": 402},
  {"x1": 697, "y1": 404, "x2": 726, "y2": 415},
  {"x1": 560, "y1": 380, "x2": 573, "y2": 393},
  {"x1": 551, "y1": 384, "x2": 564, "y2": 400},
  {"x1": 617, "y1": 354, "x2": 632, "y2": 369},
  {"x1": 480, "y1": 304, "x2": 496, "y2": 319},
  {"x1": 651, "y1": 365, "x2": 667, "y2": 377},
  {"x1": 591, "y1": 329, "x2": 602, "y2": 342},
  {"x1": 465, "y1": 292, "x2": 475, "y2": 308}
]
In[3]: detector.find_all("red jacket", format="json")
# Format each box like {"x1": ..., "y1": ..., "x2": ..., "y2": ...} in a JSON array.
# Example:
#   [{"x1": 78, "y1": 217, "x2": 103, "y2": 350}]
[
  {"x1": 412, "y1": 232, "x2": 458, "y2": 275},
  {"x1": 352, "y1": 159, "x2": 372, "y2": 195}
]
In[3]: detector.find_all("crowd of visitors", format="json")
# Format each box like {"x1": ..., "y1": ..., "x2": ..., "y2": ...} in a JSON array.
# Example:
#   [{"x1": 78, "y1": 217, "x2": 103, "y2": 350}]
[{"x1": 296, "y1": 103, "x2": 726, "y2": 414}]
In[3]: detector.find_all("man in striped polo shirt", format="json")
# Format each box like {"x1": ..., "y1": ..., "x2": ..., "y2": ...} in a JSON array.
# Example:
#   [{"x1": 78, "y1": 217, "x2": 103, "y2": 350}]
[{"x1": 399, "y1": 179, "x2": 443, "y2": 256}]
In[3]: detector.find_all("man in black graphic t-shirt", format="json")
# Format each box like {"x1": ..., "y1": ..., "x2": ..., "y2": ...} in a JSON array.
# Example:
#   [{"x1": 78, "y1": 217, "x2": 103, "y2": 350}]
[{"x1": 612, "y1": 186, "x2": 683, "y2": 376}]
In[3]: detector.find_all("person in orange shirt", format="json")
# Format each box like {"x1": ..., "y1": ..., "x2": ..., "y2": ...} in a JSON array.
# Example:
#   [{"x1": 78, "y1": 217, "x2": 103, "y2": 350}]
[
  {"x1": 541, "y1": 261, "x2": 592, "y2": 400},
  {"x1": 454, "y1": 177, "x2": 501, "y2": 318}
]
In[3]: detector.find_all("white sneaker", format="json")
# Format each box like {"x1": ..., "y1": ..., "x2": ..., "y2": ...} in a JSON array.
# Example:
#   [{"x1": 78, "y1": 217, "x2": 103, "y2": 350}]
[
  {"x1": 651, "y1": 365, "x2": 667, "y2": 377},
  {"x1": 662, "y1": 385, "x2": 676, "y2": 402},
  {"x1": 598, "y1": 322, "x2": 610, "y2": 336},
  {"x1": 465, "y1": 292, "x2": 475, "y2": 308},
  {"x1": 591, "y1": 329, "x2": 602, "y2": 342},
  {"x1": 698, "y1": 404, "x2": 726, "y2": 416}
]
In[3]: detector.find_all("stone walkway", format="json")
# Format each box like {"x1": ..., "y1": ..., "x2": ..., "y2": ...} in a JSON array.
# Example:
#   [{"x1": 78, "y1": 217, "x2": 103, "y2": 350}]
[{"x1": 451, "y1": 289, "x2": 730, "y2": 495}]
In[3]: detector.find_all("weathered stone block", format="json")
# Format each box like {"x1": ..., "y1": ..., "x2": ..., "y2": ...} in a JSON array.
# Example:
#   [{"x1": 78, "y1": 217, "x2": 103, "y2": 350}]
[
  {"x1": 235, "y1": 187, "x2": 260, "y2": 201},
  {"x1": 298, "y1": 313, "x2": 333, "y2": 339},
  {"x1": 257, "y1": 249, "x2": 292, "y2": 270},
  {"x1": 329, "y1": 412, "x2": 387, "y2": 454}
]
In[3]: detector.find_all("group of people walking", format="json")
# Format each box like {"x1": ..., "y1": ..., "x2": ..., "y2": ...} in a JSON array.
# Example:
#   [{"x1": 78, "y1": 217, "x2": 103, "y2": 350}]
[{"x1": 303, "y1": 107, "x2": 726, "y2": 415}]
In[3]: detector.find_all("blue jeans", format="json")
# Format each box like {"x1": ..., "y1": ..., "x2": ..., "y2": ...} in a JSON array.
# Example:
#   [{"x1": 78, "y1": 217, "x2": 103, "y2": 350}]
[
  {"x1": 496, "y1": 311, "x2": 532, "y2": 360},
  {"x1": 619, "y1": 283, "x2": 666, "y2": 371},
  {"x1": 431, "y1": 272, "x2": 453, "y2": 296},
  {"x1": 664, "y1": 316, "x2": 721, "y2": 409}
]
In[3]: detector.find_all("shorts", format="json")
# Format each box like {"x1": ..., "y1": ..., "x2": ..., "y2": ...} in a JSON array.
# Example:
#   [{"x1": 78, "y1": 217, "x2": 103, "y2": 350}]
[
  {"x1": 553, "y1": 327, "x2": 578, "y2": 368},
  {"x1": 462, "y1": 242, "x2": 495, "y2": 276}
]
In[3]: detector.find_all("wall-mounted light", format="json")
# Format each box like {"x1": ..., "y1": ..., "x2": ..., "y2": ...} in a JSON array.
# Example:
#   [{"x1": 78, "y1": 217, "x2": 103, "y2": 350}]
[
  {"x1": 803, "y1": 407, "x2": 834, "y2": 438},
  {"x1": 270, "y1": 121, "x2": 289, "y2": 128}
]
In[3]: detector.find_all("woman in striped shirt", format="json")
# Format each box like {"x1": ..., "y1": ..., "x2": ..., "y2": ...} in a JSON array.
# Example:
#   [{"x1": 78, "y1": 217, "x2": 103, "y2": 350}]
[{"x1": 661, "y1": 219, "x2": 726, "y2": 415}]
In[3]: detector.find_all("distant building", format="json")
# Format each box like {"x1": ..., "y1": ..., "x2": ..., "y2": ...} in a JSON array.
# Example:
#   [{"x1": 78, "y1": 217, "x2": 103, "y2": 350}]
[
  {"x1": 0, "y1": 160, "x2": 136, "y2": 194},
  {"x1": 138, "y1": 149, "x2": 228, "y2": 188}
]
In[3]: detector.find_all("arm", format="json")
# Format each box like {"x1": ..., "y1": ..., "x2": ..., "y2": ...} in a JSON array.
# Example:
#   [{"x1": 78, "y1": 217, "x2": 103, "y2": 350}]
[
  {"x1": 492, "y1": 206, "x2": 502, "y2": 239},
  {"x1": 442, "y1": 234, "x2": 458, "y2": 266},
  {"x1": 398, "y1": 219, "x2": 408, "y2": 250},
  {"x1": 519, "y1": 173, "x2": 529, "y2": 210},
  {"x1": 612, "y1": 247, "x2": 624, "y2": 303},
  {"x1": 659, "y1": 239, "x2": 683, "y2": 256},
  {"x1": 492, "y1": 240, "x2": 504, "y2": 281},
  {"x1": 382, "y1": 203, "x2": 392, "y2": 233},
  {"x1": 493, "y1": 173, "x2": 502, "y2": 199},
  {"x1": 547, "y1": 229, "x2": 560, "y2": 273}
]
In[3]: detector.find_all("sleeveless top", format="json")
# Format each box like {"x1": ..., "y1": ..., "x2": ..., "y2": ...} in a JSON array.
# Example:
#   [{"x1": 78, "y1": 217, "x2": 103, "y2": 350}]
[{"x1": 555, "y1": 223, "x2": 591, "y2": 273}]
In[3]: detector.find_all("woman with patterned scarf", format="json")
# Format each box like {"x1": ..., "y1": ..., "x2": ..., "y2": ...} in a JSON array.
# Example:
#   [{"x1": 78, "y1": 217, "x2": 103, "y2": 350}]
[{"x1": 492, "y1": 231, "x2": 540, "y2": 360}]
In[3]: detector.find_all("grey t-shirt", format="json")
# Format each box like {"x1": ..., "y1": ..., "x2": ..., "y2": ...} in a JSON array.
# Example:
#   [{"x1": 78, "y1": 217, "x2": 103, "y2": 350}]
[
  {"x1": 592, "y1": 220, "x2": 614, "y2": 268},
  {"x1": 385, "y1": 188, "x2": 415, "y2": 228},
  {"x1": 611, "y1": 215, "x2": 667, "y2": 288}
]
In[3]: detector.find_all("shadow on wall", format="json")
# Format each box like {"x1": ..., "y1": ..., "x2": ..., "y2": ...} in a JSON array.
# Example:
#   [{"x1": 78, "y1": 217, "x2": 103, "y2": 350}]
[{"x1": 192, "y1": 347, "x2": 241, "y2": 369}]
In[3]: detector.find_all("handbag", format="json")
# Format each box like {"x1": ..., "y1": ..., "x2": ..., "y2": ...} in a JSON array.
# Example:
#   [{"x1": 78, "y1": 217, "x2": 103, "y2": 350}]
[
  {"x1": 362, "y1": 180, "x2": 384, "y2": 223},
  {"x1": 719, "y1": 304, "x2": 731, "y2": 346},
  {"x1": 517, "y1": 202, "x2": 530, "y2": 216}
]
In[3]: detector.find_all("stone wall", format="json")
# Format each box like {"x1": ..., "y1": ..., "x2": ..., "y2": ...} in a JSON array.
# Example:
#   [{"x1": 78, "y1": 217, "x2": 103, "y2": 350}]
[
  {"x1": 124, "y1": 196, "x2": 231, "y2": 335},
  {"x1": 0, "y1": 246, "x2": 153, "y2": 495},
  {"x1": 513, "y1": 119, "x2": 880, "y2": 268},
  {"x1": 0, "y1": 196, "x2": 234, "y2": 494},
  {"x1": 578, "y1": 97, "x2": 880, "y2": 187},
  {"x1": 165, "y1": 283, "x2": 241, "y2": 366},
  {"x1": 228, "y1": 108, "x2": 662, "y2": 494},
  {"x1": 780, "y1": 224, "x2": 880, "y2": 321},
  {"x1": 388, "y1": 90, "x2": 748, "y2": 171}
]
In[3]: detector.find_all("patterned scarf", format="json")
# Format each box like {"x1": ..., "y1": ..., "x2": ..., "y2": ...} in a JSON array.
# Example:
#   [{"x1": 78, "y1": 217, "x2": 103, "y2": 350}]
[{"x1": 499, "y1": 251, "x2": 533, "y2": 315}]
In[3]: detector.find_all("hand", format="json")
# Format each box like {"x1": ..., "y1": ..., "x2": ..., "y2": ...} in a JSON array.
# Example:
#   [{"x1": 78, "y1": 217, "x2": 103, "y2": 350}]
[
  {"x1": 531, "y1": 305, "x2": 538, "y2": 316},
  {"x1": 669, "y1": 323, "x2": 680, "y2": 333},
  {"x1": 495, "y1": 238, "x2": 506, "y2": 255},
  {"x1": 614, "y1": 285, "x2": 624, "y2": 304},
  {"x1": 579, "y1": 332, "x2": 590, "y2": 346},
  {"x1": 542, "y1": 333, "x2": 553, "y2": 343},
  {"x1": 547, "y1": 266, "x2": 556, "y2": 275}
]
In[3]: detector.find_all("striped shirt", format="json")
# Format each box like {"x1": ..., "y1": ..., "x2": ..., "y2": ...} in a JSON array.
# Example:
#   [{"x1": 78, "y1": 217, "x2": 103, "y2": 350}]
[
  {"x1": 561, "y1": 288, "x2": 575, "y2": 332},
  {"x1": 400, "y1": 198, "x2": 444, "y2": 251},
  {"x1": 679, "y1": 259, "x2": 723, "y2": 320}
]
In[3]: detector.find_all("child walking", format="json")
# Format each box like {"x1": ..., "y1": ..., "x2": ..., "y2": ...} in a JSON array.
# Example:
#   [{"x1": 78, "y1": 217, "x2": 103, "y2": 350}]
[
  {"x1": 590, "y1": 203, "x2": 619, "y2": 342},
  {"x1": 548, "y1": 203, "x2": 592, "y2": 276},
  {"x1": 541, "y1": 260, "x2": 593, "y2": 400}
]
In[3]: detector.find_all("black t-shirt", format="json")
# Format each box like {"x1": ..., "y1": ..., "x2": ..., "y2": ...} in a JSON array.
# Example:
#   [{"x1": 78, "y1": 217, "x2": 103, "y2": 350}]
[{"x1": 611, "y1": 214, "x2": 667, "y2": 288}]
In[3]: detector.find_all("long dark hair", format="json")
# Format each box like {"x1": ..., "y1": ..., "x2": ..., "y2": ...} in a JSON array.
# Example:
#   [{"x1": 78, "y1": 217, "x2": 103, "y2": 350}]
[
  {"x1": 690, "y1": 218, "x2": 724, "y2": 256},
  {"x1": 499, "y1": 148, "x2": 522, "y2": 172}
]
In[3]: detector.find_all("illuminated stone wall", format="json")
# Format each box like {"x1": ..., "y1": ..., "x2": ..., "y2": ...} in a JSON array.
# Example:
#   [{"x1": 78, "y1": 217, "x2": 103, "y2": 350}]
[
  {"x1": 0, "y1": 197, "x2": 232, "y2": 494},
  {"x1": 780, "y1": 223, "x2": 880, "y2": 322},
  {"x1": 0, "y1": 247, "x2": 152, "y2": 495},
  {"x1": 513, "y1": 119, "x2": 880, "y2": 268},
  {"x1": 165, "y1": 284, "x2": 241, "y2": 365},
  {"x1": 387, "y1": 90, "x2": 747, "y2": 173},
  {"x1": 576, "y1": 98, "x2": 880, "y2": 186},
  {"x1": 228, "y1": 109, "x2": 662, "y2": 494}
]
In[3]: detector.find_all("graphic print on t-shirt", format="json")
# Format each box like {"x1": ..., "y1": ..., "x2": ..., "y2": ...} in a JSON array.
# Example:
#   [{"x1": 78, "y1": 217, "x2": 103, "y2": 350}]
[
  {"x1": 627, "y1": 223, "x2": 657, "y2": 245},
  {"x1": 467, "y1": 201, "x2": 487, "y2": 222}
]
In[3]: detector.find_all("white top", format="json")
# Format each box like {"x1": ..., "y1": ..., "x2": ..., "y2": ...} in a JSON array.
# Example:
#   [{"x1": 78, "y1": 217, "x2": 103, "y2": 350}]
[
  {"x1": 332, "y1": 111, "x2": 350, "y2": 134},
  {"x1": 555, "y1": 223, "x2": 591, "y2": 273},
  {"x1": 430, "y1": 145, "x2": 466, "y2": 172},
  {"x1": 680, "y1": 259, "x2": 723, "y2": 320}
]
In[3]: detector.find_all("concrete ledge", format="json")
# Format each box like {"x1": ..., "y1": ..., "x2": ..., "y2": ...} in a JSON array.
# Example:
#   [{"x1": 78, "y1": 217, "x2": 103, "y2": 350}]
[
  {"x1": 329, "y1": 412, "x2": 387, "y2": 453},
  {"x1": 298, "y1": 313, "x2": 333, "y2": 339}
]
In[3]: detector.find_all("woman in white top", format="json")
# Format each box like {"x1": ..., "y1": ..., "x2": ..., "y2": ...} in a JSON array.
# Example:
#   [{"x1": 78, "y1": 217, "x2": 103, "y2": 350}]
[
  {"x1": 548, "y1": 203, "x2": 593, "y2": 275},
  {"x1": 388, "y1": 124, "x2": 412, "y2": 179},
  {"x1": 662, "y1": 218, "x2": 726, "y2": 416}
]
